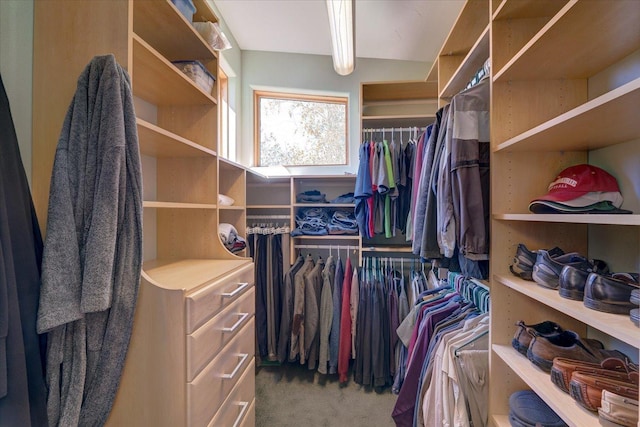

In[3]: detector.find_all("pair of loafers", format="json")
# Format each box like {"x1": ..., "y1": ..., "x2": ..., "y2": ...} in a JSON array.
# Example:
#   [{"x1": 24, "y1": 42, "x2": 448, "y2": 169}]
[
  {"x1": 532, "y1": 249, "x2": 608, "y2": 290},
  {"x1": 511, "y1": 320, "x2": 626, "y2": 373},
  {"x1": 561, "y1": 269, "x2": 639, "y2": 314},
  {"x1": 509, "y1": 243, "x2": 564, "y2": 281},
  {"x1": 551, "y1": 357, "x2": 638, "y2": 414}
]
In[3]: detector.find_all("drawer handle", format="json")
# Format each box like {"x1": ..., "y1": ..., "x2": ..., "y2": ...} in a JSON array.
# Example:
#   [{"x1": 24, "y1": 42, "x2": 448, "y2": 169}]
[
  {"x1": 222, "y1": 312, "x2": 250, "y2": 333},
  {"x1": 221, "y1": 353, "x2": 249, "y2": 380},
  {"x1": 221, "y1": 282, "x2": 249, "y2": 299},
  {"x1": 232, "y1": 401, "x2": 249, "y2": 427}
]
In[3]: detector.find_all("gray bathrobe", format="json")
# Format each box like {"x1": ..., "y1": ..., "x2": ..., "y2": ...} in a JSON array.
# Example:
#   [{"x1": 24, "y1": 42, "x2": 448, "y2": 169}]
[{"x1": 37, "y1": 54, "x2": 142, "y2": 427}]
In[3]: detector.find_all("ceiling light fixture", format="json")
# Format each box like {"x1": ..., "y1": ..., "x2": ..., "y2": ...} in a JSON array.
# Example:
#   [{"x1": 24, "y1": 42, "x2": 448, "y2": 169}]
[{"x1": 326, "y1": 0, "x2": 355, "y2": 76}]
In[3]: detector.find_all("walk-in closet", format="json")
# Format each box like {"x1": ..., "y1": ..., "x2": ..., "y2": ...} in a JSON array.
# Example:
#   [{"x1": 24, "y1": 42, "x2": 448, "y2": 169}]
[{"x1": 1, "y1": 0, "x2": 638, "y2": 426}]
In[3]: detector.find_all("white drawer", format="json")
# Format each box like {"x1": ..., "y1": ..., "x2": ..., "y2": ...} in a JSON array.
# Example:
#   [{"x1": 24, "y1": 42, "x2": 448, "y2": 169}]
[
  {"x1": 186, "y1": 286, "x2": 255, "y2": 381},
  {"x1": 208, "y1": 358, "x2": 255, "y2": 427},
  {"x1": 186, "y1": 263, "x2": 254, "y2": 333},
  {"x1": 187, "y1": 317, "x2": 254, "y2": 427}
]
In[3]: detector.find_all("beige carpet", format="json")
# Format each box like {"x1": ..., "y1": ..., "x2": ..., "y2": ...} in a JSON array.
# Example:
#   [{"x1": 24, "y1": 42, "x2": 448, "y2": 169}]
[{"x1": 255, "y1": 363, "x2": 397, "y2": 427}]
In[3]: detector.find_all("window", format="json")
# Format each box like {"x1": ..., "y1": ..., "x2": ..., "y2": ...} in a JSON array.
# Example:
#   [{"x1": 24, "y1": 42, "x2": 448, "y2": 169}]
[
  {"x1": 254, "y1": 91, "x2": 348, "y2": 167},
  {"x1": 218, "y1": 68, "x2": 237, "y2": 161}
]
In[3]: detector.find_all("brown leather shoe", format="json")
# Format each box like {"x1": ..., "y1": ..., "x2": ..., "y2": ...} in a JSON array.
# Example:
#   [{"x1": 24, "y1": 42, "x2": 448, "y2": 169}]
[
  {"x1": 527, "y1": 330, "x2": 626, "y2": 372},
  {"x1": 584, "y1": 272, "x2": 640, "y2": 314},
  {"x1": 550, "y1": 357, "x2": 639, "y2": 393},
  {"x1": 569, "y1": 371, "x2": 639, "y2": 412},
  {"x1": 598, "y1": 389, "x2": 639, "y2": 427},
  {"x1": 511, "y1": 320, "x2": 563, "y2": 356}
]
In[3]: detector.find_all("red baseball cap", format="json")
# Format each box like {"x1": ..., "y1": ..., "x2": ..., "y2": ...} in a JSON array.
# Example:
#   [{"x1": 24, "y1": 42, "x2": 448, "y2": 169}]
[{"x1": 530, "y1": 164, "x2": 622, "y2": 206}]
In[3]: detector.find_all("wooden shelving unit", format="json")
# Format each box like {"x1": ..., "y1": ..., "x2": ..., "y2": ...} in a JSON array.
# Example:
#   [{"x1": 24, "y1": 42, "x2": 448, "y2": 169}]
[{"x1": 32, "y1": 1, "x2": 255, "y2": 426}]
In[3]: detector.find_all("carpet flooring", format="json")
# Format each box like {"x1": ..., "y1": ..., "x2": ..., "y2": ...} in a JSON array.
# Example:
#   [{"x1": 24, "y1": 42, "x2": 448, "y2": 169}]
[{"x1": 255, "y1": 363, "x2": 397, "y2": 427}]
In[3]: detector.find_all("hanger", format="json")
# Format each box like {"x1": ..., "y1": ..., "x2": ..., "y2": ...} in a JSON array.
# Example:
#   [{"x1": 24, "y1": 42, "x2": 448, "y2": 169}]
[{"x1": 454, "y1": 329, "x2": 489, "y2": 357}]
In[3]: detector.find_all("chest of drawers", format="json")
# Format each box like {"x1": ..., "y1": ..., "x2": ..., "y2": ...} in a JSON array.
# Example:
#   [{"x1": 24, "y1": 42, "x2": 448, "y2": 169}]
[{"x1": 106, "y1": 259, "x2": 255, "y2": 427}]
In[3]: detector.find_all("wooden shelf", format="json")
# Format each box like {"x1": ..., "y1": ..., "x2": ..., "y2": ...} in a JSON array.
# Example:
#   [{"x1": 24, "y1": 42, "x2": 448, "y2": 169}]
[
  {"x1": 491, "y1": 414, "x2": 510, "y2": 427},
  {"x1": 361, "y1": 81, "x2": 437, "y2": 102},
  {"x1": 192, "y1": 0, "x2": 219, "y2": 24},
  {"x1": 493, "y1": 0, "x2": 568, "y2": 21},
  {"x1": 439, "y1": 25, "x2": 489, "y2": 99},
  {"x1": 439, "y1": 0, "x2": 489, "y2": 57},
  {"x1": 133, "y1": 0, "x2": 217, "y2": 62},
  {"x1": 493, "y1": 345, "x2": 598, "y2": 427},
  {"x1": 143, "y1": 201, "x2": 217, "y2": 209},
  {"x1": 493, "y1": 214, "x2": 640, "y2": 226},
  {"x1": 495, "y1": 78, "x2": 640, "y2": 152},
  {"x1": 137, "y1": 118, "x2": 217, "y2": 158},
  {"x1": 142, "y1": 258, "x2": 249, "y2": 292},
  {"x1": 494, "y1": 1, "x2": 640, "y2": 82},
  {"x1": 494, "y1": 274, "x2": 640, "y2": 347},
  {"x1": 219, "y1": 206, "x2": 245, "y2": 211},
  {"x1": 247, "y1": 205, "x2": 290, "y2": 209},
  {"x1": 132, "y1": 34, "x2": 217, "y2": 106}
]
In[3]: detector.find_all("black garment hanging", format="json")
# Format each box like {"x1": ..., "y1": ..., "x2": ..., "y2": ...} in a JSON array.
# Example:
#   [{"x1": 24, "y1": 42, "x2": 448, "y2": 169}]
[{"x1": 0, "y1": 73, "x2": 49, "y2": 427}]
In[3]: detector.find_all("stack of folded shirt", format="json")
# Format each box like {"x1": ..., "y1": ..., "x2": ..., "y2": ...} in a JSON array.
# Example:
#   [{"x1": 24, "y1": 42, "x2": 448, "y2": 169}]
[
  {"x1": 529, "y1": 164, "x2": 632, "y2": 214},
  {"x1": 290, "y1": 207, "x2": 329, "y2": 236},
  {"x1": 329, "y1": 192, "x2": 355, "y2": 204},
  {"x1": 219, "y1": 223, "x2": 247, "y2": 253},
  {"x1": 296, "y1": 189, "x2": 328, "y2": 203},
  {"x1": 328, "y1": 210, "x2": 358, "y2": 234}
]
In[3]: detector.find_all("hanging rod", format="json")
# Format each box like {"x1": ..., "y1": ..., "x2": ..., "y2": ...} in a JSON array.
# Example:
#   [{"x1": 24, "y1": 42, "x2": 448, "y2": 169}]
[
  {"x1": 362, "y1": 127, "x2": 425, "y2": 133},
  {"x1": 295, "y1": 244, "x2": 358, "y2": 250},
  {"x1": 362, "y1": 256, "x2": 424, "y2": 263},
  {"x1": 246, "y1": 214, "x2": 291, "y2": 220}
]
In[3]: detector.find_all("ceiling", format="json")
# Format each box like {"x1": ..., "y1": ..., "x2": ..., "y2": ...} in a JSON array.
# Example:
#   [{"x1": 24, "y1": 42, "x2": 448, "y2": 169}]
[{"x1": 212, "y1": 0, "x2": 466, "y2": 63}]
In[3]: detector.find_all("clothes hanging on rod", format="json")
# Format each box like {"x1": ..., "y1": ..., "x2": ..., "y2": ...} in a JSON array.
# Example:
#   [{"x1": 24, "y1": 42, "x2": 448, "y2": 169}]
[
  {"x1": 392, "y1": 273, "x2": 490, "y2": 427},
  {"x1": 354, "y1": 127, "x2": 421, "y2": 241},
  {"x1": 248, "y1": 224, "x2": 290, "y2": 361}
]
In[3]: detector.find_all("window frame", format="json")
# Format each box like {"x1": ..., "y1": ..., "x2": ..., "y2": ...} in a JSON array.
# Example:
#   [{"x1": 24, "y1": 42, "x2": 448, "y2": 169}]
[{"x1": 253, "y1": 90, "x2": 349, "y2": 167}]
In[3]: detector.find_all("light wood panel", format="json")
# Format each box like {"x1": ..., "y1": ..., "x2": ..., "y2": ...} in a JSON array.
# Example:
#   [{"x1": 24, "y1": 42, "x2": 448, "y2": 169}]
[
  {"x1": 208, "y1": 360, "x2": 255, "y2": 427},
  {"x1": 143, "y1": 258, "x2": 251, "y2": 292},
  {"x1": 144, "y1": 201, "x2": 217, "y2": 209},
  {"x1": 439, "y1": 0, "x2": 489, "y2": 57},
  {"x1": 494, "y1": 0, "x2": 640, "y2": 82},
  {"x1": 157, "y1": 157, "x2": 217, "y2": 204},
  {"x1": 495, "y1": 78, "x2": 640, "y2": 152},
  {"x1": 137, "y1": 118, "x2": 217, "y2": 157},
  {"x1": 494, "y1": 274, "x2": 640, "y2": 347},
  {"x1": 133, "y1": 0, "x2": 217, "y2": 62},
  {"x1": 32, "y1": 0, "x2": 130, "y2": 231},
  {"x1": 494, "y1": 214, "x2": 640, "y2": 227},
  {"x1": 440, "y1": 25, "x2": 489, "y2": 98},
  {"x1": 107, "y1": 275, "x2": 186, "y2": 426},
  {"x1": 361, "y1": 80, "x2": 437, "y2": 102},
  {"x1": 493, "y1": 345, "x2": 599, "y2": 427},
  {"x1": 132, "y1": 34, "x2": 216, "y2": 106},
  {"x1": 493, "y1": 0, "x2": 568, "y2": 21}
]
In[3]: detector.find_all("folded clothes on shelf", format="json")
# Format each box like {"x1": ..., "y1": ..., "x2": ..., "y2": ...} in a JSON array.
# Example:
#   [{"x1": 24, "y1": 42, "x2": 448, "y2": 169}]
[
  {"x1": 327, "y1": 210, "x2": 358, "y2": 235},
  {"x1": 219, "y1": 222, "x2": 246, "y2": 253},
  {"x1": 296, "y1": 189, "x2": 328, "y2": 203},
  {"x1": 329, "y1": 192, "x2": 355, "y2": 204},
  {"x1": 290, "y1": 207, "x2": 358, "y2": 236}
]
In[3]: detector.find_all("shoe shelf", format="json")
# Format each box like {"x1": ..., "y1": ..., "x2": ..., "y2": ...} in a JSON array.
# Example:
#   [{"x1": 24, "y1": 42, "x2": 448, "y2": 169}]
[
  {"x1": 493, "y1": 214, "x2": 640, "y2": 227},
  {"x1": 494, "y1": 273, "x2": 640, "y2": 347},
  {"x1": 494, "y1": 78, "x2": 640, "y2": 153},
  {"x1": 493, "y1": 344, "x2": 598, "y2": 427},
  {"x1": 493, "y1": 0, "x2": 640, "y2": 83}
]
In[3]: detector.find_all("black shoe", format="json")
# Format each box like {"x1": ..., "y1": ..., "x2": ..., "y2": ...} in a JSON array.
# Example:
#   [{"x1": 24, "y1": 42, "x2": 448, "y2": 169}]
[
  {"x1": 532, "y1": 250, "x2": 593, "y2": 290},
  {"x1": 584, "y1": 272, "x2": 640, "y2": 314},
  {"x1": 510, "y1": 244, "x2": 564, "y2": 281},
  {"x1": 559, "y1": 259, "x2": 609, "y2": 300}
]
